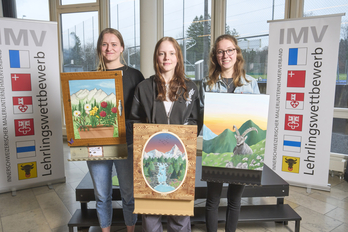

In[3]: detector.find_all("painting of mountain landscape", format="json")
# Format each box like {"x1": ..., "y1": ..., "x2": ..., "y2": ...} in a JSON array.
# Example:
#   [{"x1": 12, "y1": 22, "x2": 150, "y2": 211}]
[
  {"x1": 203, "y1": 93, "x2": 270, "y2": 171},
  {"x1": 68, "y1": 79, "x2": 119, "y2": 139},
  {"x1": 142, "y1": 132, "x2": 187, "y2": 193}
]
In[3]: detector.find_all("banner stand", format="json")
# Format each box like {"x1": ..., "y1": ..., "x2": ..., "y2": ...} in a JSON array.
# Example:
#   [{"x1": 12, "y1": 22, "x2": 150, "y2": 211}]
[
  {"x1": 264, "y1": 13, "x2": 344, "y2": 191},
  {"x1": 0, "y1": 18, "x2": 65, "y2": 193}
]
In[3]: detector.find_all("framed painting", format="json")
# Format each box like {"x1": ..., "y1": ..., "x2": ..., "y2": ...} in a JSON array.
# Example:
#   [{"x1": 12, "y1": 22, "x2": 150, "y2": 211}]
[
  {"x1": 133, "y1": 123, "x2": 197, "y2": 216},
  {"x1": 202, "y1": 93, "x2": 270, "y2": 185},
  {"x1": 61, "y1": 71, "x2": 127, "y2": 160}
]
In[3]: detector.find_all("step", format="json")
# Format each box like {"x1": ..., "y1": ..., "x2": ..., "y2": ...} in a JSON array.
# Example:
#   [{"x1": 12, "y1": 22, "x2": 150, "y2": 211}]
[{"x1": 68, "y1": 204, "x2": 301, "y2": 228}]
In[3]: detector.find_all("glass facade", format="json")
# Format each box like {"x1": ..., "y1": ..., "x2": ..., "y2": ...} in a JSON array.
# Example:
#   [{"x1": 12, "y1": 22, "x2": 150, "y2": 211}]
[
  {"x1": 226, "y1": 0, "x2": 285, "y2": 93},
  {"x1": 15, "y1": 0, "x2": 49, "y2": 21},
  {"x1": 61, "y1": 11, "x2": 99, "y2": 72},
  {"x1": 164, "y1": 0, "x2": 212, "y2": 80},
  {"x1": 110, "y1": 0, "x2": 141, "y2": 70},
  {"x1": 304, "y1": 0, "x2": 348, "y2": 155}
]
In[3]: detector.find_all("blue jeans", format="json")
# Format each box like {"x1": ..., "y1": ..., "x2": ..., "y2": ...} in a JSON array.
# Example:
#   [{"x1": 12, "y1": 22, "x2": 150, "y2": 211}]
[{"x1": 87, "y1": 144, "x2": 136, "y2": 228}]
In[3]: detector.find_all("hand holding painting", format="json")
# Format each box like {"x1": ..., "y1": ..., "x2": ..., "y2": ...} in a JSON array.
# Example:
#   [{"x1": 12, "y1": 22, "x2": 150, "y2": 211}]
[
  {"x1": 130, "y1": 37, "x2": 201, "y2": 232},
  {"x1": 201, "y1": 34, "x2": 261, "y2": 232},
  {"x1": 85, "y1": 28, "x2": 144, "y2": 232}
]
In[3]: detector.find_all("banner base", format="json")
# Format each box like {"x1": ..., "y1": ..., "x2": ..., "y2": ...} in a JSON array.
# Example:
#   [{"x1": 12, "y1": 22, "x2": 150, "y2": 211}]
[
  {"x1": 287, "y1": 180, "x2": 331, "y2": 192},
  {"x1": 0, "y1": 177, "x2": 66, "y2": 194}
]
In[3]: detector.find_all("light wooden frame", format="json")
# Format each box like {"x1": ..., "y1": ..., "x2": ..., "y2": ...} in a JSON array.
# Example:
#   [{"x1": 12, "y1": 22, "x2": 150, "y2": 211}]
[
  {"x1": 61, "y1": 71, "x2": 126, "y2": 148},
  {"x1": 133, "y1": 123, "x2": 197, "y2": 216}
]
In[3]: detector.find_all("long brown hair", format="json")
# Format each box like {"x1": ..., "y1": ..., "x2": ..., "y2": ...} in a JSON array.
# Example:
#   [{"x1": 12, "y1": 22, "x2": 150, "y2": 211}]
[
  {"x1": 96, "y1": 28, "x2": 126, "y2": 71},
  {"x1": 153, "y1": 37, "x2": 188, "y2": 101},
  {"x1": 207, "y1": 34, "x2": 248, "y2": 88}
]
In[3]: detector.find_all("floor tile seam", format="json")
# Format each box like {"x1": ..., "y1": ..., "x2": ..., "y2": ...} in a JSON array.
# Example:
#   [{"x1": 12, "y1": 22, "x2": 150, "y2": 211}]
[
  {"x1": 285, "y1": 194, "x2": 338, "y2": 213},
  {"x1": 324, "y1": 207, "x2": 348, "y2": 222},
  {"x1": 306, "y1": 193, "x2": 345, "y2": 206},
  {"x1": 51, "y1": 185, "x2": 75, "y2": 205},
  {"x1": 0, "y1": 218, "x2": 3, "y2": 232},
  {"x1": 315, "y1": 194, "x2": 348, "y2": 202},
  {"x1": 0, "y1": 202, "x2": 42, "y2": 218},
  {"x1": 301, "y1": 203, "x2": 338, "y2": 215},
  {"x1": 328, "y1": 222, "x2": 346, "y2": 232},
  {"x1": 36, "y1": 202, "x2": 55, "y2": 231},
  {"x1": 35, "y1": 191, "x2": 73, "y2": 217}
]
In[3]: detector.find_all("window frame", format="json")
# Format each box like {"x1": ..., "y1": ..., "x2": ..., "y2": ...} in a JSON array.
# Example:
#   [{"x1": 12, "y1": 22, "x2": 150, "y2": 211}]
[{"x1": 49, "y1": 0, "x2": 348, "y2": 157}]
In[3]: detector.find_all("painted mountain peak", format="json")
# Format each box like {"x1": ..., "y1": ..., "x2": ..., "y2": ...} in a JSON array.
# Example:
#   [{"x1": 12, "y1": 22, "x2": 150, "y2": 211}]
[
  {"x1": 203, "y1": 119, "x2": 266, "y2": 154},
  {"x1": 70, "y1": 88, "x2": 116, "y2": 105},
  {"x1": 144, "y1": 144, "x2": 186, "y2": 160},
  {"x1": 203, "y1": 124, "x2": 218, "y2": 140}
]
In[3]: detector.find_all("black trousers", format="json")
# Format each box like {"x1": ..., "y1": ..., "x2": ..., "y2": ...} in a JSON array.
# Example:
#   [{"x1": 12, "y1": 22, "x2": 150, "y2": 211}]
[{"x1": 205, "y1": 182, "x2": 245, "y2": 232}]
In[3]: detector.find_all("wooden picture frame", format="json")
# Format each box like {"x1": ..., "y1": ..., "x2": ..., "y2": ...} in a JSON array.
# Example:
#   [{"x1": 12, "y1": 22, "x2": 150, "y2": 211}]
[
  {"x1": 133, "y1": 123, "x2": 197, "y2": 216},
  {"x1": 60, "y1": 71, "x2": 127, "y2": 149}
]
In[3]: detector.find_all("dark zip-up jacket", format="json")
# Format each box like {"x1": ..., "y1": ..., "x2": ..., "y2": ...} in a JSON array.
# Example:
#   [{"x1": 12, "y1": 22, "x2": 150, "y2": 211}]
[{"x1": 130, "y1": 75, "x2": 201, "y2": 134}]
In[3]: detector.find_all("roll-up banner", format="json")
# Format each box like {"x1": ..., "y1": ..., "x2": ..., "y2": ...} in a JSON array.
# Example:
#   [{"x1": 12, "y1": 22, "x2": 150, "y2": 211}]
[
  {"x1": 0, "y1": 18, "x2": 65, "y2": 193},
  {"x1": 265, "y1": 14, "x2": 344, "y2": 190}
]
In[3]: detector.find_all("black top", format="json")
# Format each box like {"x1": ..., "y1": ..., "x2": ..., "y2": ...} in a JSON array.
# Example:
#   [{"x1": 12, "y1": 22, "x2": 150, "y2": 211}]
[
  {"x1": 130, "y1": 75, "x2": 202, "y2": 134},
  {"x1": 106, "y1": 66, "x2": 144, "y2": 120},
  {"x1": 222, "y1": 77, "x2": 235, "y2": 93}
]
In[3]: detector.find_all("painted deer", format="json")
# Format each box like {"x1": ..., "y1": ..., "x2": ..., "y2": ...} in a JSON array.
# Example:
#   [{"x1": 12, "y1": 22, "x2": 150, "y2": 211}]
[{"x1": 233, "y1": 125, "x2": 258, "y2": 155}]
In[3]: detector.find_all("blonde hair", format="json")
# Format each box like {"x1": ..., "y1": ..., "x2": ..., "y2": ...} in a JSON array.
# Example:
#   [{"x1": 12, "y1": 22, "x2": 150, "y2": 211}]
[
  {"x1": 207, "y1": 34, "x2": 248, "y2": 88},
  {"x1": 96, "y1": 28, "x2": 126, "y2": 71},
  {"x1": 153, "y1": 37, "x2": 188, "y2": 101}
]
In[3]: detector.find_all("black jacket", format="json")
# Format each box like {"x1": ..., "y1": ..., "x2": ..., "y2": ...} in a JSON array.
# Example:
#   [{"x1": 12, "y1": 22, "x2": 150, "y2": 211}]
[
  {"x1": 106, "y1": 66, "x2": 144, "y2": 120},
  {"x1": 130, "y1": 75, "x2": 201, "y2": 134}
]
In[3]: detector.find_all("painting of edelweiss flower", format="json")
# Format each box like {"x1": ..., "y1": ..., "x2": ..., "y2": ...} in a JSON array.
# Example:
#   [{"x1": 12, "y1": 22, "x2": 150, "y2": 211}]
[{"x1": 61, "y1": 71, "x2": 127, "y2": 149}]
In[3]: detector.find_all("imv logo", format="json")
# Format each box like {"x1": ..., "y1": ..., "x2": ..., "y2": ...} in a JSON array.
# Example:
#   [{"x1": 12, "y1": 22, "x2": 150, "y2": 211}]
[
  {"x1": 0, "y1": 28, "x2": 46, "y2": 46},
  {"x1": 279, "y1": 25, "x2": 328, "y2": 44}
]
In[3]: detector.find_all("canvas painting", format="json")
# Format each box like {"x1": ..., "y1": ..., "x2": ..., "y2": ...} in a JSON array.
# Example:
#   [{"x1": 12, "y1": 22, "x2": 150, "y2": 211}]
[
  {"x1": 202, "y1": 93, "x2": 270, "y2": 185},
  {"x1": 69, "y1": 79, "x2": 120, "y2": 139},
  {"x1": 61, "y1": 71, "x2": 127, "y2": 152},
  {"x1": 133, "y1": 123, "x2": 197, "y2": 216}
]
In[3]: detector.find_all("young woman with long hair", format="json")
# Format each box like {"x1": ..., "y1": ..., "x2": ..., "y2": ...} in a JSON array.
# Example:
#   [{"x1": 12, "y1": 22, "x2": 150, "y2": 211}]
[
  {"x1": 87, "y1": 28, "x2": 144, "y2": 232},
  {"x1": 201, "y1": 34, "x2": 260, "y2": 232},
  {"x1": 131, "y1": 37, "x2": 201, "y2": 232}
]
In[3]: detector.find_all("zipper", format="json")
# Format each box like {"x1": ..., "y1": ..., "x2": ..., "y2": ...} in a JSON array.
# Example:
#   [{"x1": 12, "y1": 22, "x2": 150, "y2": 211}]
[{"x1": 165, "y1": 101, "x2": 175, "y2": 124}]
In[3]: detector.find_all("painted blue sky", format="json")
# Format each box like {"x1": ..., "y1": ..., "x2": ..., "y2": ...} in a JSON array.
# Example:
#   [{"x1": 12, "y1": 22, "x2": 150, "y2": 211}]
[{"x1": 69, "y1": 79, "x2": 116, "y2": 95}]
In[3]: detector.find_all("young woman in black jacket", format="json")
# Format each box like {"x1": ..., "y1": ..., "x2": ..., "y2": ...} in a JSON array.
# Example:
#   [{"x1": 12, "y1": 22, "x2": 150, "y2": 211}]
[{"x1": 131, "y1": 37, "x2": 200, "y2": 232}]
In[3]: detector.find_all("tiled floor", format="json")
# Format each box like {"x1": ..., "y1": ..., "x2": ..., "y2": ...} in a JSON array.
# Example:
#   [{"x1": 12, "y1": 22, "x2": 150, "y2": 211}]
[{"x1": 0, "y1": 140, "x2": 348, "y2": 232}]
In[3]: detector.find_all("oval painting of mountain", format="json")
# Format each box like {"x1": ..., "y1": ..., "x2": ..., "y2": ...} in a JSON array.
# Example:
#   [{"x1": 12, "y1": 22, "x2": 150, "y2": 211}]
[{"x1": 142, "y1": 132, "x2": 188, "y2": 194}]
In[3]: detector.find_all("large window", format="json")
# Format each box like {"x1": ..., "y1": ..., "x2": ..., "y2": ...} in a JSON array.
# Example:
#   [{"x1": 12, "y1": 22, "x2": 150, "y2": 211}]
[
  {"x1": 15, "y1": 0, "x2": 49, "y2": 21},
  {"x1": 61, "y1": 0, "x2": 96, "y2": 5},
  {"x1": 304, "y1": 0, "x2": 348, "y2": 109},
  {"x1": 61, "y1": 11, "x2": 99, "y2": 72},
  {"x1": 110, "y1": 0, "x2": 140, "y2": 70},
  {"x1": 226, "y1": 0, "x2": 285, "y2": 93},
  {"x1": 304, "y1": 0, "x2": 348, "y2": 155},
  {"x1": 164, "y1": 0, "x2": 212, "y2": 80}
]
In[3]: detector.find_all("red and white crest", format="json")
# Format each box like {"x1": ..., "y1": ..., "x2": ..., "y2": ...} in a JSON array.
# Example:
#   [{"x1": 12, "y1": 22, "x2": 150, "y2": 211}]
[
  {"x1": 13, "y1": 96, "x2": 33, "y2": 114},
  {"x1": 286, "y1": 92, "x2": 304, "y2": 110},
  {"x1": 14, "y1": 119, "x2": 35, "y2": 136},
  {"x1": 284, "y1": 114, "x2": 303, "y2": 131}
]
